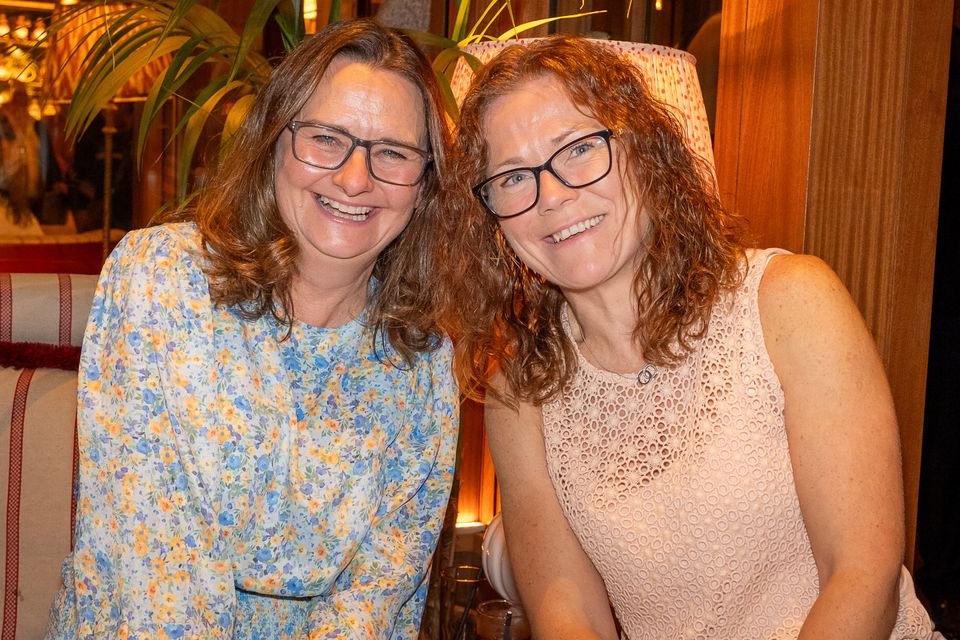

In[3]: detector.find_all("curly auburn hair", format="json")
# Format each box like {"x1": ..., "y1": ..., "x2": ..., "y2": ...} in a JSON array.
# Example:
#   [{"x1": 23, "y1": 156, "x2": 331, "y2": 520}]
[
  {"x1": 163, "y1": 19, "x2": 451, "y2": 365},
  {"x1": 439, "y1": 35, "x2": 746, "y2": 405}
]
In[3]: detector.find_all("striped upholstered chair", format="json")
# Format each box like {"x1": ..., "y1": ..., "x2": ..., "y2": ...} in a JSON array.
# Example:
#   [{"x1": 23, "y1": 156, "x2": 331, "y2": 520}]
[{"x1": 0, "y1": 273, "x2": 98, "y2": 638}]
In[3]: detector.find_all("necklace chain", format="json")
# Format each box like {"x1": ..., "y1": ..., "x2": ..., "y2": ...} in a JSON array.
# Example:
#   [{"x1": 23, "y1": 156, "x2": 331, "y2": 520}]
[{"x1": 579, "y1": 339, "x2": 657, "y2": 386}]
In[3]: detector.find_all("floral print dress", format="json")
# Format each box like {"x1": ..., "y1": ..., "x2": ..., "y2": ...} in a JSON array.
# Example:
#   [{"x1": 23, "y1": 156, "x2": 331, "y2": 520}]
[{"x1": 46, "y1": 223, "x2": 459, "y2": 639}]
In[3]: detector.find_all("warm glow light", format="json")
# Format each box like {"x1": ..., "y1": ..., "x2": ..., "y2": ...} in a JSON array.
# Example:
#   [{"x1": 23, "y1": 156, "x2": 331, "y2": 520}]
[
  {"x1": 31, "y1": 19, "x2": 46, "y2": 41},
  {"x1": 0, "y1": 13, "x2": 45, "y2": 84},
  {"x1": 455, "y1": 521, "x2": 486, "y2": 535},
  {"x1": 303, "y1": 0, "x2": 317, "y2": 20},
  {"x1": 655, "y1": 0, "x2": 663, "y2": 9},
  {"x1": 13, "y1": 15, "x2": 30, "y2": 40},
  {"x1": 60, "y1": 0, "x2": 79, "y2": 4}
]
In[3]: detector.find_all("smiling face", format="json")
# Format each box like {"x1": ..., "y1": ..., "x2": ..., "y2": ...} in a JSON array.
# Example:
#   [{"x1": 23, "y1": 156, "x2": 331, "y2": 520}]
[
  {"x1": 482, "y1": 74, "x2": 649, "y2": 297},
  {"x1": 275, "y1": 55, "x2": 427, "y2": 279}
]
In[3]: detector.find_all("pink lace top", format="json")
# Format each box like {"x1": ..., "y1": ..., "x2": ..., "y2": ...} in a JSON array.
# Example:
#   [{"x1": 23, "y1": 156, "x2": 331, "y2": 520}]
[{"x1": 542, "y1": 249, "x2": 939, "y2": 639}]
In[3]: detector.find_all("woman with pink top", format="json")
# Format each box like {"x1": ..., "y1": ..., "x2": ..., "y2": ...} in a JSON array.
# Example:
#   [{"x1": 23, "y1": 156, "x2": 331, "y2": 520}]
[{"x1": 438, "y1": 35, "x2": 942, "y2": 639}]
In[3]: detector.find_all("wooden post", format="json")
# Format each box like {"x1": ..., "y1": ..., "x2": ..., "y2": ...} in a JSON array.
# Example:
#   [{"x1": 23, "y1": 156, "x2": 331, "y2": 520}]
[{"x1": 100, "y1": 103, "x2": 117, "y2": 260}]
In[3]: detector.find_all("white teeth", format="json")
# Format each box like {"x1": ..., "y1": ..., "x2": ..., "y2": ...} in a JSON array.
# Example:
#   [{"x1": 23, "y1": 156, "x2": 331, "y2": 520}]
[
  {"x1": 318, "y1": 195, "x2": 372, "y2": 220},
  {"x1": 551, "y1": 215, "x2": 604, "y2": 243}
]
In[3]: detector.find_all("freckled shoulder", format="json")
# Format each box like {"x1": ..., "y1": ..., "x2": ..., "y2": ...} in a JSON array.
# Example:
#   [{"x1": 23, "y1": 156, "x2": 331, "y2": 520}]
[
  {"x1": 757, "y1": 254, "x2": 853, "y2": 336},
  {"x1": 759, "y1": 253, "x2": 844, "y2": 300},
  {"x1": 757, "y1": 252, "x2": 876, "y2": 400}
]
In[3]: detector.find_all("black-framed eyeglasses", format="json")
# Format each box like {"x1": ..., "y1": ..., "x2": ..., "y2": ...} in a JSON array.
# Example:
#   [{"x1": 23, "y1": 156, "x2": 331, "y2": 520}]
[
  {"x1": 286, "y1": 121, "x2": 432, "y2": 187},
  {"x1": 473, "y1": 129, "x2": 614, "y2": 219}
]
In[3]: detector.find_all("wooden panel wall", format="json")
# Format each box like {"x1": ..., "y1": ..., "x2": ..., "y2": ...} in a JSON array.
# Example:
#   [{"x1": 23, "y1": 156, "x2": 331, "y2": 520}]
[
  {"x1": 456, "y1": 399, "x2": 498, "y2": 524},
  {"x1": 714, "y1": 0, "x2": 818, "y2": 252},
  {"x1": 807, "y1": 0, "x2": 952, "y2": 568},
  {"x1": 464, "y1": 0, "x2": 551, "y2": 38},
  {"x1": 715, "y1": 0, "x2": 953, "y2": 565}
]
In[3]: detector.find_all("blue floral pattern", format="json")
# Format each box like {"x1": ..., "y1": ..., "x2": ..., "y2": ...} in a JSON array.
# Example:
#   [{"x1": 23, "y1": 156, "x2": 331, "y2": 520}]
[{"x1": 46, "y1": 223, "x2": 459, "y2": 639}]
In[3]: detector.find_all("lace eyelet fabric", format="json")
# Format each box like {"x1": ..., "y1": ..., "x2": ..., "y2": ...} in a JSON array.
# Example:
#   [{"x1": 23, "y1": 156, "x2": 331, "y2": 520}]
[{"x1": 542, "y1": 248, "x2": 940, "y2": 640}]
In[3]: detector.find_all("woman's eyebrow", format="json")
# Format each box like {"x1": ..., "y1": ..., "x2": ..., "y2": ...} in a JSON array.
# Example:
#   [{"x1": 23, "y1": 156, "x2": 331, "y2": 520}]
[
  {"x1": 293, "y1": 120, "x2": 425, "y2": 148},
  {"x1": 487, "y1": 127, "x2": 592, "y2": 173}
]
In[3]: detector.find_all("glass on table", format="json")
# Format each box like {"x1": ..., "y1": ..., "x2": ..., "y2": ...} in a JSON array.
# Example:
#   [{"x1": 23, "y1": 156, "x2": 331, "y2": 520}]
[
  {"x1": 475, "y1": 599, "x2": 530, "y2": 640},
  {"x1": 440, "y1": 564, "x2": 482, "y2": 640}
]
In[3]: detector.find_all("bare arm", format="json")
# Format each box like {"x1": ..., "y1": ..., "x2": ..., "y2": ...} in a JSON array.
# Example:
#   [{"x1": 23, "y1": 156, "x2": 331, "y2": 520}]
[
  {"x1": 760, "y1": 254, "x2": 902, "y2": 639},
  {"x1": 485, "y1": 381, "x2": 618, "y2": 640}
]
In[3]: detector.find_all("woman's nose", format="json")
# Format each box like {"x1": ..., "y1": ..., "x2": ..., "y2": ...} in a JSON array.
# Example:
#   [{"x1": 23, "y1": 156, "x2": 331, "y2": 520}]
[
  {"x1": 537, "y1": 168, "x2": 576, "y2": 214},
  {"x1": 331, "y1": 147, "x2": 374, "y2": 195}
]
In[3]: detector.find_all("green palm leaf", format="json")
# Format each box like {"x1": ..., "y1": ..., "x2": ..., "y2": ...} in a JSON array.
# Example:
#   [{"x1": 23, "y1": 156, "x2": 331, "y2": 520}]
[
  {"x1": 176, "y1": 78, "x2": 245, "y2": 197},
  {"x1": 462, "y1": 0, "x2": 508, "y2": 43},
  {"x1": 47, "y1": 0, "x2": 284, "y2": 198},
  {"x1": 233, "y1": 0, "x2": 286, "y2": 79},
  {"x1": 273, "y1": 0, "x2": 306, "y2": 52},
  {"x1": 434, "y1": 68, "x2": 460, "y2": 122},
  {"x1": 135, "y1": 41, "x2": 232, "y2": 169},
  {"x1": 68, "y1": 36, "x2": 188, "y2": 138},
  {"x1": 451, "y1": 0, "x2": 472, "y2": 42}
]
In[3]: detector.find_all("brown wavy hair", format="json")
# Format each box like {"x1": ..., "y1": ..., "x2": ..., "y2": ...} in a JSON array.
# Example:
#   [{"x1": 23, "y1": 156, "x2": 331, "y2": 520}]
[
  {"x1": 439, "y1": 36, "x2": 746, "y2": 404},
  {"x1": 163, "y1": 19, "x2": 451, "y2": 365}
]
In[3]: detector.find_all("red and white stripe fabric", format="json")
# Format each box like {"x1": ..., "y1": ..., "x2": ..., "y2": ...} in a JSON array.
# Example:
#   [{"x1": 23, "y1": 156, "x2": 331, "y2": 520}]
[
  {"x1": 0, "y1": 366, "x2": 78, "y2": 639},
  {"x1": 0, "y1": 273, "x2": 94, "y2": 638},
  {"x1": 0, "y1": 274, "x2": 98, "y2": 347}
]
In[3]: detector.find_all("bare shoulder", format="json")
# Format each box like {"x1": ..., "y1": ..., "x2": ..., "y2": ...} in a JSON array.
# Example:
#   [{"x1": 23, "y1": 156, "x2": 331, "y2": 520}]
[
  {"x1": 757, "y1": 253, "x2": 892, "y2": 425},
  {"x1": 757, "y1": 253, "x2": 865, "y2": 349},
  {"x1": 485, "y1": 369, "x2": 541, "y2": 421},
  {"x1": 758, "y1": 253, "x2": 849, "y2": 309}
]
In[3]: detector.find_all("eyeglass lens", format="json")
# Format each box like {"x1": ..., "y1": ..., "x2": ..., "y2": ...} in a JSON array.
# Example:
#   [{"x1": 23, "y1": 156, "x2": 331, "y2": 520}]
[
  {"x1": 291, "y1": 123, "x2": 428, "y2": 186},
  {"x1": 479, "y1": 132, "x2": 612, "y2": 218}
]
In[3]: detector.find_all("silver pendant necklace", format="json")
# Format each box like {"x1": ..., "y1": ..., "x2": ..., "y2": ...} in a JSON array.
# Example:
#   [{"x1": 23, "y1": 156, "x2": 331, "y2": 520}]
[{"x1": 636, "y1": 363, "x2": 656, "y2": 385}]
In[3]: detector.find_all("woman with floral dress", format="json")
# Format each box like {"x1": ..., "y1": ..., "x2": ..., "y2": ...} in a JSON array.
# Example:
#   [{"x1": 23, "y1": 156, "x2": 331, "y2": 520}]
[{"x1": 47, "y1": 19, "x2": 457, "y2": 639}]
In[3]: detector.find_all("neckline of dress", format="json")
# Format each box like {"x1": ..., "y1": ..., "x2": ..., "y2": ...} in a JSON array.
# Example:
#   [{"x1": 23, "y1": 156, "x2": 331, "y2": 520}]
[
  {"x1": 290, "y1": 311, "x2": 365, "y2": 338},
  {"x1": 560, "y1": 304, "x2": 658, "y2": 387}
]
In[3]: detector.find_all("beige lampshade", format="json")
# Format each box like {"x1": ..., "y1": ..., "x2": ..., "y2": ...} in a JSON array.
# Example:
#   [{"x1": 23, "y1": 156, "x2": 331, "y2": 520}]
[{"x1": 449, "y1": 39, "x2": 715, "y2": 173}]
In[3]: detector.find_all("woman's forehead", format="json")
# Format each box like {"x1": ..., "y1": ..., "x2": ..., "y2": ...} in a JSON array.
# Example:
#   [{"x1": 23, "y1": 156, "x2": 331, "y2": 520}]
[{"x1": 299, "y1": 58, "x2": 428, "y2": 145}]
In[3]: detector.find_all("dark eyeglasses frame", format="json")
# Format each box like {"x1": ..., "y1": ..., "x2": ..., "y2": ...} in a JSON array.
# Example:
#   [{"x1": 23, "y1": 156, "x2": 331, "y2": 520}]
[
  {"x1": 472, "y1": 129, "x2": 615, "y2": 219},
  {"x1": 286, "y1": 121, "x2": 433, "y2": 187}
]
